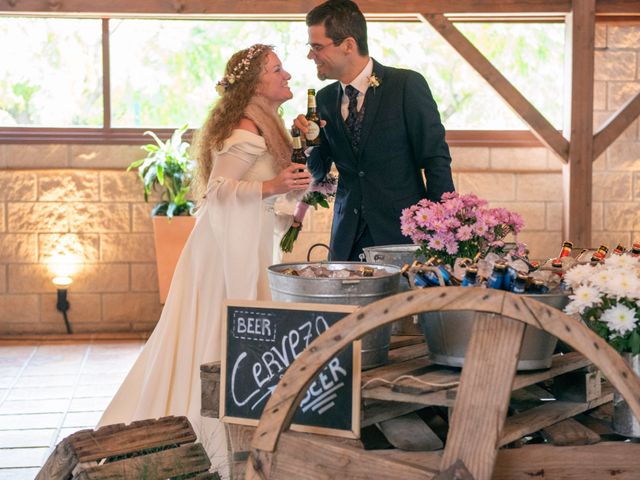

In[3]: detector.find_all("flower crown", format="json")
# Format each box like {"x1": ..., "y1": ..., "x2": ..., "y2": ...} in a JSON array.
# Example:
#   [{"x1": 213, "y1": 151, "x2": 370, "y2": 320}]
[{"x1": 215, "y1": 44, "x2": 269, "y2": 96}]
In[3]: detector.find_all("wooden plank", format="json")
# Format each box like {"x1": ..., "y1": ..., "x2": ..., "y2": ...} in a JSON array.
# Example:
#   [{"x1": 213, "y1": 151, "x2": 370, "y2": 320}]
[
  {"x1": 362, "y1": 351, "x2": 590, "y2": 407},
  {"x1": 493, "y1": 442, "x2": 640, "y2": 479},
  {"x1": 225, "y1": 424, "x2": 255, "y2": 480},
  {"x1": 540, "y1": 418, "x2": 601, "y2": 445},
  {"x1": 250, "y1": 430, "x2": 436, "y2": 480},
  {"x1": 70, "y1": 416, "x2": 196, "y2": 462},
  {"x1": 422, "y1": 12, "x2": 570, "y2": 162},
  {"x1": 35, "y1": 433, "x2": 83, "y2": 480},
  {"x1": 387, "y1": 342, "x2": 428, "y2": 364},
  {"x1": 563, "y1": 0, "x2": 596, "y2": 247},
  {"x1": 593, "y1": 91, "x2": 640, "y2": 158},
  {"x1": 200, "y1": 361, "x2": 221, "y2": 419},
  {"x1": 74, "y1": 443, "x2": 210, "y2": 480},
  {"x1": 361, "y1": 399, "x2": 426, "y2": 427},
  {"x1": 389, "y1": 335, "x2": 423, "y2": 350},
  {"x1": 499, "y1": 387, "x2": 613, "y2": 446},
  {"x1": 0, "y1": 0, "x2": 574, "y2": 16},
  {"x1": 440, "y1": 313, "x2": 525, "y2": 480}
]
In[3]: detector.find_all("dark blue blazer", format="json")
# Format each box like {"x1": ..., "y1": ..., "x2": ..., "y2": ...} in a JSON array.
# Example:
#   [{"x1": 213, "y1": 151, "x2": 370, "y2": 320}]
[{"x1": 308, "y1": 59, "x2": 455, "y2": 261}]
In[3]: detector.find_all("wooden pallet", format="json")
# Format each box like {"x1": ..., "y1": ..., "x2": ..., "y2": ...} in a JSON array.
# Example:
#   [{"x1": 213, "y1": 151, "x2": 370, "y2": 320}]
[{"x1": 37, "y1": 415, "x2": 218, "y2": 480}]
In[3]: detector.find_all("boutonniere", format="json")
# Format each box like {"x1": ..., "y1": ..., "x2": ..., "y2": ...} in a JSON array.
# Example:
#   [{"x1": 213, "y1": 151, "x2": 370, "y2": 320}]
[{"x1": 368, "y1": 73, "x2": 381, "y2": 90}]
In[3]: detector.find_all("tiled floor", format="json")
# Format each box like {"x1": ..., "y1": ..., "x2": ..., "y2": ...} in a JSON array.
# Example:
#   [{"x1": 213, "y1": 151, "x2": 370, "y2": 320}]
[{"x1": 0, "y1": 338, "x2": 145, "y2": 479}]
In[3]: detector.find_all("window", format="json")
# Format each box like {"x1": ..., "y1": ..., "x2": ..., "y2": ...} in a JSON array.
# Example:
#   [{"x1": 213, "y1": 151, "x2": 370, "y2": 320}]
[
  {"x1": 0, "y1": 16, "x2": 565, "y2": 143},
  {"x1": 0, "y1": 17, "x2": 102, "y2": 127}
]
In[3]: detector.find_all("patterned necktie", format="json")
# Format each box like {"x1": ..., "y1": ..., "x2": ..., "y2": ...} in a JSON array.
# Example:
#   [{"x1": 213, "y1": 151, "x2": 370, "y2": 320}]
[{"x1": 344, "y1": 85, "x2": 364, "y2": 152}]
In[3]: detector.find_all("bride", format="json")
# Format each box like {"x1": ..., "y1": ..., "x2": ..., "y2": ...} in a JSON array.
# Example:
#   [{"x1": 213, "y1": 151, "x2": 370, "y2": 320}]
[{"x1": 97, "y1": 44, "x2": 311, "y2": 473}]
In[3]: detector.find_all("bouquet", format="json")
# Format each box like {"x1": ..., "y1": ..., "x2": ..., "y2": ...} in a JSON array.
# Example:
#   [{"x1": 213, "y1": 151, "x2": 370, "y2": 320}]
[
  {"x1": 400, "y1": 192, "x2": 525, "y2": 267},
  {"x1": 563, "y1": 254, "x2": 640, "y2": 354},
  {"x1": 280, "y1": 173, "x2": 338, "y2": 253}
]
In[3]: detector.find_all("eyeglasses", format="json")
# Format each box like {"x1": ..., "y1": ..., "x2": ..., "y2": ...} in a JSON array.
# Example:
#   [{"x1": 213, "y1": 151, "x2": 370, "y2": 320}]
[{"x1": 307, "y1": 39, "x2": 344, "y2": 54}]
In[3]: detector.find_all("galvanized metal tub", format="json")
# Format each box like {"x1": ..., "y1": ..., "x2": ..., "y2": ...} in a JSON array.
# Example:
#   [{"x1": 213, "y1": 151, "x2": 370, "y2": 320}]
[
  {"x1": 363, "y1": 244, "x2": 424, "y2": 336},
  {"x1": 419, "y1": 292, "x2": 570, "y2": 371},
  {"x1": 613, "y1": 353, "x2": 640, "y2": 437},
  {"x1": 268, "y1": 262, "x2": 401, "y2": 370}
]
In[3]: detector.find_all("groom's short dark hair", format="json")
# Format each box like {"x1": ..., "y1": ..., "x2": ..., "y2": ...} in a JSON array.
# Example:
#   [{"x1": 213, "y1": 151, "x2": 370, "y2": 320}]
[{"x1": 306, "y1": 0, "x2": 369, "y2": 56}]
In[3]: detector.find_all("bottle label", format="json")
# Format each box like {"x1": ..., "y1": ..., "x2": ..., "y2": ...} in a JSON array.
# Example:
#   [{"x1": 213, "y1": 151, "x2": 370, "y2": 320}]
[
  {"x1": 305, "y1": 121, "x2": 320, "y2": 141},
  {"x1": 307, "y1": 95, "x2": 317, "y2": 108},
  {"x1": 292, "y1": 136, "x2": 302, "y2": 149}
]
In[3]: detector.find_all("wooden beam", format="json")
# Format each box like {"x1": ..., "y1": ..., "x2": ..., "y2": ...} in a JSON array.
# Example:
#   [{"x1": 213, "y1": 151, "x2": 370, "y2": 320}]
[
  {"x1": 562, "y1": 0, "x2": 595, "y2": 247},
  {"x1": 422, "y1": 13, "x2": 570, "y2": 162},
  {"x1": 593, "y1": 91, "x2": 640, "y2": 158},
  {"x1": 0, "y1": 0, "x2": 573, "y2": 16}
]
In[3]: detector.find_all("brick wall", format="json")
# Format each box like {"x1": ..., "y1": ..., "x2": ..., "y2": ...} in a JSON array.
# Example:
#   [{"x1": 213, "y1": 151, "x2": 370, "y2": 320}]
[{"x1": 0, "y1": 23, "x2": 638, "y2": 335}]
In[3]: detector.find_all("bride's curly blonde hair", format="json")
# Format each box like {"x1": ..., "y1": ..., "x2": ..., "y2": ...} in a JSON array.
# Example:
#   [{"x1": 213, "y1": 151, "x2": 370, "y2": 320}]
[{"x1": 192, "y1": 44, "x2": 273, "y2": 198}]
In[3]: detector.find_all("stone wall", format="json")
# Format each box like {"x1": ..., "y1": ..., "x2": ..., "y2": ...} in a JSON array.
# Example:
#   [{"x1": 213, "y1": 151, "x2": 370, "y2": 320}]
[{"x1": 0, "y1": 23, "x2": 637, "y2": 335}]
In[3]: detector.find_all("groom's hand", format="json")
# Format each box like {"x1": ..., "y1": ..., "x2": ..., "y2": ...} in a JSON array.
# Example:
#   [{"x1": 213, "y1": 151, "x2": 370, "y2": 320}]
[{"x1": 293, "y1": 114, "x2": 327, "y2": 137}]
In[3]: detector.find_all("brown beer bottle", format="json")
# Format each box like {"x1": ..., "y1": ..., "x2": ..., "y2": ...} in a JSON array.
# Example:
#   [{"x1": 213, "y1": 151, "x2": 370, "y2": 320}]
[
  {"x1": 590, "y1": 244, "x2": 609, "y2": 263},
  {"x1": 613, "y1": 243, "x2": 626, "y2": 255},
  {"x1": 305, "y1": 88, "x2": 322, "y2": 146},
  {"x1": 558, "y1": 240, "x2": 573, "y2": 258},
  {"x1": 290, "y1": 127, "x2": 307, "y2": 166}
]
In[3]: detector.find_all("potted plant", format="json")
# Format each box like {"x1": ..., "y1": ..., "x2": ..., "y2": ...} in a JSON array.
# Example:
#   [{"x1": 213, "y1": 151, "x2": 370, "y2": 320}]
[
  {"x1": 563, "y1": 255, "x2": 640, "y2": 436},
  {"x1": 128, "y1": 124, "x2": 196, "y2": 303}
]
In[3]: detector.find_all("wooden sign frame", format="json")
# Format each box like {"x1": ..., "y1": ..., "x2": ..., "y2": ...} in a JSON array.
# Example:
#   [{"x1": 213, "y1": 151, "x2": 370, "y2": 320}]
[{"x1": 220, "y1": 300, "x2": 361, "y2": 439}]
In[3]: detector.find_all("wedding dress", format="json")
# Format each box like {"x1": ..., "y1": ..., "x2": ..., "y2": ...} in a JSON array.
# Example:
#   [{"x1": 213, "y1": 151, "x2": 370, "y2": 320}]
[{"x1": 97, "y1": 129, "x2": 290, "y2": 474}]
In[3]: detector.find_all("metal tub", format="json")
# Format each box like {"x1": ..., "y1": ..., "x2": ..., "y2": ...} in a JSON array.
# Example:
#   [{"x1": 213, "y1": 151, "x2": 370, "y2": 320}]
[
  {"x1": 363, "y1": 244, "x2": 424, "y2": 335},
  {"x1": 268, "y1": 262, "x2": 401, "y2": 369},
  {"x1": 419, "y1": 292, "x2": 570, "y2": 371}
]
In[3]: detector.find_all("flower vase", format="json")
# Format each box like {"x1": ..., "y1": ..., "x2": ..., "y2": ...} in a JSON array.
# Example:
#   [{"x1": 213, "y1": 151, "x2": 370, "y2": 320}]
[{"x1": 613, "y1": 352, "x2": 640, "y2": 437}]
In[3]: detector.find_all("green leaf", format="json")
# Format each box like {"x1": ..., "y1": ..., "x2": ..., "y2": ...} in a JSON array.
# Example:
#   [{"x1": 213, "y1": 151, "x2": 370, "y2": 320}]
[{"x1": 631, "y1": 330, "x2": 640, "y2": 355}]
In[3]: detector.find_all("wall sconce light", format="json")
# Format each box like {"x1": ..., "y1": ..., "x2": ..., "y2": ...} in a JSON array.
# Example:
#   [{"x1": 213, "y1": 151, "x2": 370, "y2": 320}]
[
  {"x1": 48, "y1": 253, "x2": 79, "y2": 335},
  {"x1": 52, "y1": 276, "x2": 73, "y2": 334}
]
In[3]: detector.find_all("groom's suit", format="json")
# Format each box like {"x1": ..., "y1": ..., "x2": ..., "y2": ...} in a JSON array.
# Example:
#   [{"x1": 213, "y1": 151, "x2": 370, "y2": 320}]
[{"x1": 307, "y1": 59, "x2": 455, "y2": 261}]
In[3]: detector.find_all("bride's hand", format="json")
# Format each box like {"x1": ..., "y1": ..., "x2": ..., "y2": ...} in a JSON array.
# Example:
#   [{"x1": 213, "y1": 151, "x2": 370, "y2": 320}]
[{"x1": 263, "y1": 164, "x2": 312, "y2": 197}]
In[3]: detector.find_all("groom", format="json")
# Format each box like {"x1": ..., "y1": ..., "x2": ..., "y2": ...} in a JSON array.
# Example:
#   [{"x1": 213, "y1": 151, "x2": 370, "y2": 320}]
[{"x1": 295, "y1": 0, "x2": 455, "y2": 261}]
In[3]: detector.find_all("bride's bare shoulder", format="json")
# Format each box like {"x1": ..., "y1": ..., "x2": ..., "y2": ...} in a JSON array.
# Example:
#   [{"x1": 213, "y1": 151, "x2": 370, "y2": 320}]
[{"x1": 237, "y1": 118, "x2": 260, "y2": 135}]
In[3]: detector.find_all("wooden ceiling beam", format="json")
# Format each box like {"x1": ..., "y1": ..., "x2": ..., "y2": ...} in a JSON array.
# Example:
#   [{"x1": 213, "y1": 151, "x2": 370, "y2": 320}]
[
  {"x1": 0, "y1": 0, "x2": 573, "y2": 16},
  {"x1": 593, "y1": 92, "x2": 640, "y2": 158},
  {"x1": 1, "y1": 0, "x2": 638, "y2": 16},
  {"x1": 421, "y1": 12, "x2": 570, "y2": 162}
]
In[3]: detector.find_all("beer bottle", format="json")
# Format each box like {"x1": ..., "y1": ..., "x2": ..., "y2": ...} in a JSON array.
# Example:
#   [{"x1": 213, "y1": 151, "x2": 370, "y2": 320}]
[
  {"x1": 487, "y1": 262, "x2": 507, "y2": 290},
  {"x1": 558, "y1": 241, "x2": 573, "y2": 258},
  {"x1": 290, "y1": 127, "x2": 307, "y2": 166},
  {"x1": 511, "y1": 272, "x2": 528, "y2": 294},
  {"x1": 528, "y1": 278, "x2": 549, "y2": 294},
  {"x1": 613, "y1": 243, "x2": 626, "y2": 255},
  {"x1": 590, "y1": 244, "x2": 609, "y2": 263},
  {"x1": 461, "y1": 265, "x2": 480, "y2": 287},
  {"x1": 305, "y1": 88, "x2": 322, "y2": 146}
]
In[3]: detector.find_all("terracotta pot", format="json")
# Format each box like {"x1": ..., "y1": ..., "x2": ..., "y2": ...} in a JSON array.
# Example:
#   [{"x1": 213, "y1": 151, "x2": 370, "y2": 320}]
[{"x1": 152, "y1": 215, "x2": 195, "y2": 304}]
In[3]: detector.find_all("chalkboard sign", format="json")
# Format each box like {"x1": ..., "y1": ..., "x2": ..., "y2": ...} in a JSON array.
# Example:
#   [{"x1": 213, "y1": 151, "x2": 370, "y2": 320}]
[{"x1": 220, "y1": 300, "x2": 361, "y2": 439}]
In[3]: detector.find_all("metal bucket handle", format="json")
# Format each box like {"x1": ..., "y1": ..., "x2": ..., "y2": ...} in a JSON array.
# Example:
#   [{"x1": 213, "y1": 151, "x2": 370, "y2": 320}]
[{"x1": 306, "y1": 243, "x2": 333, "y2": 262}]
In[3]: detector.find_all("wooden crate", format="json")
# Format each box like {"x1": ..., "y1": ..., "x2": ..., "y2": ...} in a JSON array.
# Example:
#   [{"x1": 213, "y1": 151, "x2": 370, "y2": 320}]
[{"x1": 37, "y1": 415, "x2": 218, "y2": 480}]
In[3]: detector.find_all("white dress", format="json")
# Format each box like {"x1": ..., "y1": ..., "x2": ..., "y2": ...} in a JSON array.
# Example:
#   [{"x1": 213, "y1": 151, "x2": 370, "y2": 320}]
[{"x1": 97, "y1": 130, "x2": 290, "y2": 474}]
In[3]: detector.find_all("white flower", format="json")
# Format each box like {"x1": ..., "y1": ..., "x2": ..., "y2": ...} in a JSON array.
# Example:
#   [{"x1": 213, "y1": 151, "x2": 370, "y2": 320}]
[
  {"x1": 601, "y1": 303, "x2": 639, "y2": 335},
  {"x1": 604, "y1": 254, "x2": 639, "y2": 270},
  {"x1": 607, "y1": 271, "x2": 640, "y2": 299},
  {"x1": 565, "y1": 284, "x2": 602, "y2": 315},
  {"x1": 368, "y1": 73, "x2": 381, "y2": 89},
  {"x1": 563, "y1": 263, "x2": 595, "y2": 289},
  {"x1": 591, "y1": 267, "x2": 615, "y2": 290}
]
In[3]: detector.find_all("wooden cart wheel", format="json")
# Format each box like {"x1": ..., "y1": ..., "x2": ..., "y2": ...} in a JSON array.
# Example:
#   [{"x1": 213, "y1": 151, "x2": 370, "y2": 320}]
[{"x1": 245, "y1": 287, "x2": 640, "y2": 480}]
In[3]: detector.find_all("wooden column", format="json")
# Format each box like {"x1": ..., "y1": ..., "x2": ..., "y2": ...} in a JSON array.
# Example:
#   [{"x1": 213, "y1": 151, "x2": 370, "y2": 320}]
[{"x1": 563, "y1": 0, "x2": 595, "y2": 247}]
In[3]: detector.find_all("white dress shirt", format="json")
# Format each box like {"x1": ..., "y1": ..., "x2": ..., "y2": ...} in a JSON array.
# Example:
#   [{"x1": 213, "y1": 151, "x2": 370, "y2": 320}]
[{"x1": 339, "y1": 58, "x2": 374, "y2": 120}]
